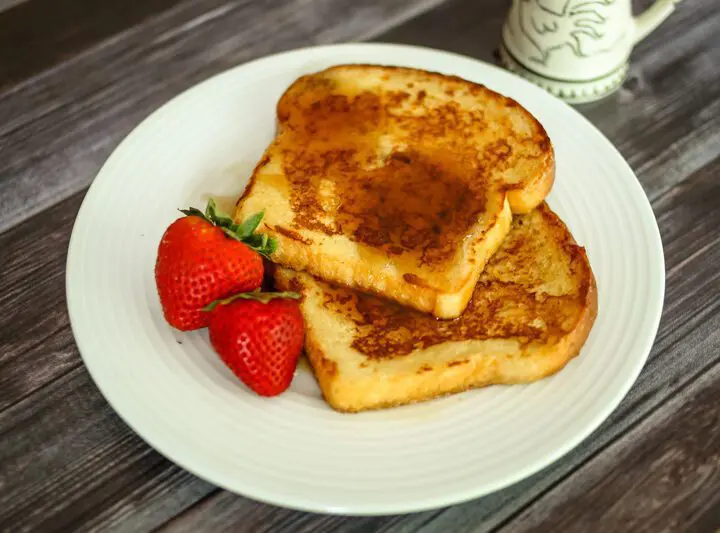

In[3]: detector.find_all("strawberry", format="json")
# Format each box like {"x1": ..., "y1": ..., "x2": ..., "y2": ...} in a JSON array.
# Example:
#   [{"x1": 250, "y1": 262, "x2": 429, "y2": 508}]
[
  {"x1": 155, "y1": 199, "x2": 276, "y2": 331},
  {"x1": 206, "y1": 292, "x2": 304, "y2": 397}
]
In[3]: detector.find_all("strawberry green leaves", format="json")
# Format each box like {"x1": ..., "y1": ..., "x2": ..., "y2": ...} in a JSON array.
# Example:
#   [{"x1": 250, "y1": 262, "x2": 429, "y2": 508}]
[
  {"x1": 180, "y1": 198, "x2": 276, "y2": 257},
  {"x1": 203, "y1": 291, "x2": 301, "y2": 312},
  {"x1": 234, "y1": 211, "x2": 264, "y2": 239}
]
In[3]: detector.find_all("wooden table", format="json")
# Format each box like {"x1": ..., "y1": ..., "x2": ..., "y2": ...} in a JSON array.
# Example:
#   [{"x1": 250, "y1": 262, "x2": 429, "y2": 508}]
[{"x1": 1, "y1": 0, "x2": 718, "y2": 531}]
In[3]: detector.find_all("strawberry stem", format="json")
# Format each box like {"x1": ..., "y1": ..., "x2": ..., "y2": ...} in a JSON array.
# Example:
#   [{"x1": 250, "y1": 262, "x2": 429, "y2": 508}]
[
  {"x1": 180, "y1": 198, "x2": 277, "y2": 258},
  {"x1": 203, "y1": 291, "x2": 301, "y2": 312}
]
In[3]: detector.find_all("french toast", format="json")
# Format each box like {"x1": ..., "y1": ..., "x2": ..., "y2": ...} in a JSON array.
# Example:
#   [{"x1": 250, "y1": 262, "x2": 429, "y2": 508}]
[
  {"x1": 275, "y1": 204, "x2": 597, "y2": 413},
  {"x1": 236, "y1": 64, "x2": 554, "y2": 318}
]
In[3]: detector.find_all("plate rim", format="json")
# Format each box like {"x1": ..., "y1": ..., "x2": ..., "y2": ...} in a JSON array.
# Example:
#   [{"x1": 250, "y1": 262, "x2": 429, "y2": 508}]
[{"x1": 66, "y1": 41, "x2": 666, "y2": 515}]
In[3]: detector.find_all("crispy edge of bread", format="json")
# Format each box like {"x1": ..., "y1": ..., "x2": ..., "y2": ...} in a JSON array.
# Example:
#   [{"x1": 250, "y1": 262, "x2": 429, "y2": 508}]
[
  {"x1": 275, "y1": 208, "x2": 598, "y2": 413},
  {"x1": 285, "y1": 273, "x2": 597, "y2": 413},
  {"x1": 506, "y1": 154, "x2": 556, "y2": 214}
]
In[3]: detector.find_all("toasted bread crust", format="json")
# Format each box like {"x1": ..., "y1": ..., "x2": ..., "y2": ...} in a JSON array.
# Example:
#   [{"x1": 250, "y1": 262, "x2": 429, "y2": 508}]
[
  {"x1": 506, "y1": 153, "x2": 555, "y2": 214},
  {"x1": 276, "y1": 204, "x2": 597, "y2": 412},
  {"x1": 239, "y1": 64, "x2": 554, "y2": 317}
]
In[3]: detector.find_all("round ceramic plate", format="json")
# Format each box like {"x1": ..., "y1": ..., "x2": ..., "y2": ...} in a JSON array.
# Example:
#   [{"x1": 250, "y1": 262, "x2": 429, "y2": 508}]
[{"x1": 66, "y1": 43, "x2": 664, "y2": 515}]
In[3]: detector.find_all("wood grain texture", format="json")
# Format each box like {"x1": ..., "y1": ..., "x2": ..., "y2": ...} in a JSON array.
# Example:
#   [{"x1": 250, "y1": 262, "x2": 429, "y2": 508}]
[
  {"x1": 0, "y1": 0, "x2": 181, "y2": 90},
  {"x1": 1, "y1": 0, "x2": 719, "y2": 531},
  {"x1": 0, "y1": 366, "x2": 216, "y2": 533},
  {"x1": 584, "y1": 0, "x2": 720, "y2": 202},
  {"x1": 497, "y1": 343, "x2": 720, "y2": 533},
  {"x1": 0, "y1": 192, "x2": 84, "y2": 412},
  {"x1": 0, "y1": 0, "x2": 444, "y2": 235}
]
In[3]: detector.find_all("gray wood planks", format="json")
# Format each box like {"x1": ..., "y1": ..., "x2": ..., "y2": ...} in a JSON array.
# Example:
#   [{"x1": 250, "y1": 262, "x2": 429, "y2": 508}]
[
  {"x1": 0, "y1": 193, "x2": 83, "y2": 412},
  {"x1": 2, "y1": 0, "x2": 717, "y2": 232},
  {"x1": 0, "y1": 0, "x2": 181, "y2": 89},
  {"x1": 0, "y1": 366, "x2": 216, "y2": 532},
  {"x1": 0, "y1": 0, "x2": 444, "y2": 235},
  {"x1": 499, "y1": 347, "x2": 720, "y2": 533},
  {"x1": 1, "y1": 0, "x2": 719, "y2": 531}
]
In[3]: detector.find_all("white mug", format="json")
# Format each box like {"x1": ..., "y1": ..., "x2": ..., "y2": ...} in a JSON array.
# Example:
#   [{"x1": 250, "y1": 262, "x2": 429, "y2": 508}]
[{"x1": 500, "y1": 0, "x2": 681, "y2": 103}]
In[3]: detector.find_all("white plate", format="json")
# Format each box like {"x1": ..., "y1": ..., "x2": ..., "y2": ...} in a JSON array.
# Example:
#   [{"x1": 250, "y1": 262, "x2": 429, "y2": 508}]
[{"x1": 66, "y1": 43, "x2": 664, "y2": 515}]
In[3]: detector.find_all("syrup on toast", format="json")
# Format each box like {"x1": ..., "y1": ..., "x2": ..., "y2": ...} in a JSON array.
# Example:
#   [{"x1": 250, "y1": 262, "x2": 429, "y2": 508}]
[
  {"x1": 238, "y1": 65, "x2": 554, "y2": 318},
  {"x1": 275, "y1": 204, "x2": 597, "y2": 413}
]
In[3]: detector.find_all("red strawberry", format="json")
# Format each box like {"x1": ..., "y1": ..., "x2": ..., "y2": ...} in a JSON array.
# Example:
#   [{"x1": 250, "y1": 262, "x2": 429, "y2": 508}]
[
  {"x1": 207, "y1": 292, "x2": 304, "y2": 397},
  {"x1": 155, "y1": 199, "x2": 276, "y2": 331}
]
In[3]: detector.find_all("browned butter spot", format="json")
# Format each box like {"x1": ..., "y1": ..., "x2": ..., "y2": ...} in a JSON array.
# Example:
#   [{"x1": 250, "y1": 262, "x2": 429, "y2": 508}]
[{"x1": 271, "y1": 225, "x2": 312, "y2": 245}]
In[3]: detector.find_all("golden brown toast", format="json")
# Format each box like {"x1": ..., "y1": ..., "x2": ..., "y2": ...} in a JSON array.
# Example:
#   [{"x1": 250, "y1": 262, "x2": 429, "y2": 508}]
[
  {"x1": 275, "y1": 204, "x2": 597, "y2": 413},
  {"x1": 238, "y1": 64, "x2": 554, "y2": 318}
]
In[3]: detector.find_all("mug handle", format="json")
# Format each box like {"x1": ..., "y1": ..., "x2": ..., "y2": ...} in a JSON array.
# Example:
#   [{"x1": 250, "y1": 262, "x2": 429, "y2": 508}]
[{"x1": 634, "y1": 0, "x2": 682, "y2": 43}]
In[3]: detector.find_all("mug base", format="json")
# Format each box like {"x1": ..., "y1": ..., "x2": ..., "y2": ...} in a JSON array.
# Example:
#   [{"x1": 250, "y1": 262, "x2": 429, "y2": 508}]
[{"x1": 498, "y1": 43, "x2": 628, "y2": 104}]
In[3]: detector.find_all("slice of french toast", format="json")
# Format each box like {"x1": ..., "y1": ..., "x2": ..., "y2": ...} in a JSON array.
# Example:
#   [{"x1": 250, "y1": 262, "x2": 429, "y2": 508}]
[
  {"x1": 237, "y1": 64, "x2": 554, "y2": 318},
  {"x1": 275, "y1": 204, "x2": 597, "y2": 413}
]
